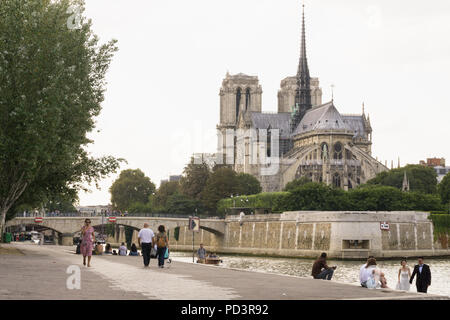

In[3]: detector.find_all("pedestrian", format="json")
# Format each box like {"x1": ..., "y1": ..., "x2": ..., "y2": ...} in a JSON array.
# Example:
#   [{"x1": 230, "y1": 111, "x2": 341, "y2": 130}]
[
  {"x1": 239, "y1": 211, "x2": 245, "y2": 226},
  {"x1": 138, "y1": 223, "x2": 155, "y2": 267},
  {"x1": 80, "y1": 219, "x2": 95, "y2": 267},
  {"x1": 396, "y1": 259, "x2": 411, "y2": 291},
  {"x1": 311, "y1": 252, "x2": 336, "y2": 280},
  {"x1": 409, "y1": 257, "x2": 431, "y2": 293},
  {"x1": 197, "y1": 243, "x2": 207, "y2": 263},
  {"x1": 118, "y1": 242, "x2": 128, "y2": 256},
  {"x1": 129, "y1": 243, "x2": 139, "y2": 256},
  {"x1": 155, "y1": 225, "x2": 169, "y2": 268}
]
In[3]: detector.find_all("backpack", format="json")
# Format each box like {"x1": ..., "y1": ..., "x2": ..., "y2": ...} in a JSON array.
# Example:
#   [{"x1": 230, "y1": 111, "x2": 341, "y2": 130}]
[{"x1": 157, "y1": 233, "x2": 167, "y2": 248}]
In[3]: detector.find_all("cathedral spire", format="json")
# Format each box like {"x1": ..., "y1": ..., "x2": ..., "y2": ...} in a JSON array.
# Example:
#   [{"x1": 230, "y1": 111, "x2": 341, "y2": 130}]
[{"x1": 291, "y1": 4, "x2": 312, "y2": 133}]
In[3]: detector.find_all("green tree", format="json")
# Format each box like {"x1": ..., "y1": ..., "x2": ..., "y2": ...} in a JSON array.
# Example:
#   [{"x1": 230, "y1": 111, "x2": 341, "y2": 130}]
[
  {"x1": 281, "y1": 182, "x2": 349, "y2": 211},
  {"x1": 283, "y1": 176, "x2": 312, "y2": 192},
  {"x1": 165, "y1": 193, "x2": 199, "y2": 215},
  {"x1": 200, "y1": 167, "x2": 239, "y2": 214},
  {"x1": 235, "y1": 173, "x2": 262, "y2": 196},
  {"x1": 179, "y1": 157, "x2": 211, "y2": 200},
  {"x1": 154, "y1": 181, "x2": 180, "y2": 209},
  {"x1": 109, "y1": 169, "x2": 155, "y2": 211},
  {"x1": 348, "y1": 185, "x2": 406, "y2": 211},
  {"x1": 0, "y1": 0, "x2": 123, "y2": 234},
  {"x1": 367, "y1": 165, "x2": 438, "y2": 194},
  {"x1": 438, "y1": 173, "x2": 450, "y2": 206}
]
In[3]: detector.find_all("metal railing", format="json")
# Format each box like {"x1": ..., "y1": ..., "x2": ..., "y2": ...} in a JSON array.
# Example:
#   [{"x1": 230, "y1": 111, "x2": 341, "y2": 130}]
[{"x1": 15, "y1": 212, "x2": 222, "y2": 219}]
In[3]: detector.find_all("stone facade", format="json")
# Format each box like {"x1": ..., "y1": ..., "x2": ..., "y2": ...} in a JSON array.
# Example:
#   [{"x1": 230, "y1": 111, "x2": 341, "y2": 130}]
[{"x1": 215, "y1": 8, "x2": 387, "y2": 192}]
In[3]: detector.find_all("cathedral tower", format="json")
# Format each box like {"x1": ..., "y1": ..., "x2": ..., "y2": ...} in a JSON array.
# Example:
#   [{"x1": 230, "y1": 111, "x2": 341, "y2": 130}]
[{"x1": 290, "y1": 5, "x2": 312, "y2": 132}]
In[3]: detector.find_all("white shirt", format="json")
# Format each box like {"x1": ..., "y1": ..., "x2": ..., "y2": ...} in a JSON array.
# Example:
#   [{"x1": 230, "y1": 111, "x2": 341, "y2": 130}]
[
  {"x1": 118, "y1": 245, "x2": 127, "y2": 256},
  {"x1": 138, "y1": 228, "x2": 155, "y2": 244},
  {"x1": 360, "y1": 265, "x2": 376, "y2": 283},
  {"x1": 359, "y1": 264, "x2": 366, "y2": 283}
]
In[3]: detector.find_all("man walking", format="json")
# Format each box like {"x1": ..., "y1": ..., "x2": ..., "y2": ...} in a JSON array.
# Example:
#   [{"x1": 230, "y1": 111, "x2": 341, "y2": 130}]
[
  {"x1": 138, "y1": 223, "x2": 155, "y2": 268},
  {"x1": 409, "y1": 257, "x2": 431, "y2": 293},
  {"x1": 311, "y1": 252, "x2": 336, "y2": 280},
  {"x1": 197, "y1": 243, "x2": 207, "y2": 263}
]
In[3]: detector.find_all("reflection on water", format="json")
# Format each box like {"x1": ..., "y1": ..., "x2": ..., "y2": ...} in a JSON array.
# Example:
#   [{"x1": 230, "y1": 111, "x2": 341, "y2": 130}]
[{"x1": 170, "y1": 252, "x2": 450, "y2": 297}]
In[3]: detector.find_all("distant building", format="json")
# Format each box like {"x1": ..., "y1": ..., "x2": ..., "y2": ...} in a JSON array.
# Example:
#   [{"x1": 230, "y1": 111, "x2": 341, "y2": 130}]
[
  {"x1": 435, "y1": 166, "x2": 450, "y2": 183},
  {"x1": 169, "y1": 175, "x2": 182, "y2": 182},
  {"x1": 160, "y1": 179, "x2": 169, "y2": 185},
  {"x1": 419, "y1": 158, "x2": 449, "y2": 183},
  {"x1": 420, "y1": 157, "x2": 446, "y2": 167}
]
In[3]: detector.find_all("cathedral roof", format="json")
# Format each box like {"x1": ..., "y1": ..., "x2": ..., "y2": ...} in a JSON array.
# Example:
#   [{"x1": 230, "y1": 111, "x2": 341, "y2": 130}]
[
  {"x1": 292, "y1": 101, "x2": 351, "y2": 136},
  {"x1": 341, "y1": 115, "x2": 367, "y2": 139},
  {"x1": 250, "y1": 112, "x2": 292, "y2": 138}
]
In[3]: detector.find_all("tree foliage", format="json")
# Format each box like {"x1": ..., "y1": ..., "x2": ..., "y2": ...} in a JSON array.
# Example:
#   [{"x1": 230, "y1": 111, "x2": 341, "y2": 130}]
[
  {"x1": 179, "y1": 157, "x2": 211, "y2": 200},
  {"x1": 367, "y1": 165, "x2": 438, "y2": 194},
  {"x1": 235, "y1": 173, "x2": 262, "y2": 196},
  {"x1": 283, "y1": 176, "x2": 312, "y2": 192},
  {"x1": 109, "y1": 169, "x2": 155, "y2": 211},
  {"x1": 438, "y1": 172, "x2": 450, "y2": 205},
  {"x1": 218, "y1": 182, "x2": 444, "y2": 214},
  {"x1": 0, "y1": 0, "x2": 123, "y2": 232},
  {"x1": 165, "y1": 193, "x2": 199, "y2": 215},
  {"x1": 154, "y1": 181, "x2": 180, "y2": 209},
  {"x1": 200, "y1": 167, "x2": 239, "y2": 213}
]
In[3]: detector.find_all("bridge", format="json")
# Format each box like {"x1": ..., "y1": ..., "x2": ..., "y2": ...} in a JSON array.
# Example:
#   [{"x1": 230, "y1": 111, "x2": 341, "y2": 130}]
[{"x1": 5, "y1": 216, "x2": 226, "y2": 246}]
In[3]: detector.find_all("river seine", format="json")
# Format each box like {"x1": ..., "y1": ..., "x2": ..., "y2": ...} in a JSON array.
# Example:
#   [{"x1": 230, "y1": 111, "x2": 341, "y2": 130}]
[{"x1": 170, "y1": 252, "x2": 450, "y2": 297}]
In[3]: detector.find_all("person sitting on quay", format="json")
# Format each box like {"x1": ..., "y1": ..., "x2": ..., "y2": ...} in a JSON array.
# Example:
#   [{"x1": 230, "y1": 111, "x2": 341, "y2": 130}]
[
  {"x1": 311, "y1": 252, "x2": 336, "y2": 280},
  {"x1": 118, "y1": 242, "x2": 128, "y2": 256},
  {"x1": 94, "y1": 242, "x2": 103, "y2": 255},
  {"x1": 359, "y1": 256, "x2": 374, "y2": 287},
  {"x1": 197, "y1": 243, "x2": 207, "y2": 263},
  {"x1": 104, "y1": 243, "x2": 112, "y2": 255},
  {"x1": 129, "y1": 243, "x2": 140, "y2": 256},
  {"x1": 360, "y1": 258, "x2": 387, "y2": 289}
]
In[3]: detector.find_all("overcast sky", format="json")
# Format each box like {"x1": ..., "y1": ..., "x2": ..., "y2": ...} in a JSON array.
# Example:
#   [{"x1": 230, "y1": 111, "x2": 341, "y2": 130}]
[{"x1": 77, "y1": 0, "x2": 450, "y2": 206}]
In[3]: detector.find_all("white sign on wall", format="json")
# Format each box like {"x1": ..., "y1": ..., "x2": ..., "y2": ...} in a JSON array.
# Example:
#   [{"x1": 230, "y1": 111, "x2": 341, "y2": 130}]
[{"x1": 380, "y1": 222, "x2": 390, "y2": 230}]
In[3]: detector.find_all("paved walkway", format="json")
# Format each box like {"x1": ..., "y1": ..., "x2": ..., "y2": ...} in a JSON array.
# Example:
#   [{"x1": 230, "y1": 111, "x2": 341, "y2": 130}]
[{"x1": 1, "y1": 243, "x2": 448, "y2": 300}]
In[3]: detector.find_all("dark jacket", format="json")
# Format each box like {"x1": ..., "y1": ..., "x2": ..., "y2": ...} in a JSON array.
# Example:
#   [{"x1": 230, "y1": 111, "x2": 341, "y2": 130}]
[
  {"x1": 409, "y1": 264, "x2": 431, "y2": 286},
  {"x1": 311, "y1": 258, "x2": 329, "y2": 277}
]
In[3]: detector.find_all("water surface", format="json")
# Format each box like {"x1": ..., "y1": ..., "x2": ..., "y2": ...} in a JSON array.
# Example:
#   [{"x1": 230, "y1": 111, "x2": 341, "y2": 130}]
[{"x1": 170, "y1": 252, "x2": 450, "y2": 297}]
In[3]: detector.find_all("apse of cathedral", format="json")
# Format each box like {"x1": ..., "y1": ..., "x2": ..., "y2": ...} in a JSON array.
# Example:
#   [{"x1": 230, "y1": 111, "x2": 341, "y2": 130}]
[{"x1": 216, "y1": 6, "x2": 388, "y2": 192}]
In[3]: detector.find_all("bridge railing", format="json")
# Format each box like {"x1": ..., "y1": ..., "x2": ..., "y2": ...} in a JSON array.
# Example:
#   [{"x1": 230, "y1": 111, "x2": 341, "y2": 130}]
[{"x1": 15, "y1": 212, "x2": 222, "y2": 219}]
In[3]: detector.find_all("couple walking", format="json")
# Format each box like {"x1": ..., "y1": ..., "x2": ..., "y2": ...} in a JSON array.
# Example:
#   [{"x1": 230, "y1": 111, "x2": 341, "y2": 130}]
[
  {"x1": 138, "y1": 223, "x2": 169, "y2": 268},
  {"x1": 393, "y1": 257, "x2": 431, "y2": 293}
]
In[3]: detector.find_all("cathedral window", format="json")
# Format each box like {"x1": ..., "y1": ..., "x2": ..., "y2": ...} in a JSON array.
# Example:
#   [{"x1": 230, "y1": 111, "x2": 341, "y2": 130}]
[
  {"x1": 236, "y1": 87, "x2": 242, "y2": 121},
  {"x1": 332, "y1": 173, "x2": 341, "y2": 188},
  {"x1": 333, "y1": 142, "x2": 343, "y2": 160},
  {"x1": 267, "y1": 125, "x2": 271, "y2": 157},
  {"x1": 320, "y1": 143, "x2": 329, "y2": 160},
  {"x1": 245, "y1": 88, "x2": 251, "y2": 110}
]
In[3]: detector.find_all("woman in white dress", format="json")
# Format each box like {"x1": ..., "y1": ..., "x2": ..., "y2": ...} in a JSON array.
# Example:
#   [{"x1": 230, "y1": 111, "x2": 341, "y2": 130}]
[{"x1": 396, "y1": 259, "x2": 411, "y2": 291}]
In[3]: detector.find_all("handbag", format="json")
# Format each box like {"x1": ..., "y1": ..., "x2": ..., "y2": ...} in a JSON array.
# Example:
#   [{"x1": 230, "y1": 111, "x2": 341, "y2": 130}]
[{"x1": 164, "y1": 248, "x2": 169, "y2": 259}]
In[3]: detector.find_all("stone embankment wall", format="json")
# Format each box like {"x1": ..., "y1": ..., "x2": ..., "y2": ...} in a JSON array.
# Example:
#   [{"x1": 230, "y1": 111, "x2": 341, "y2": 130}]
[{"x1": 171, "y1": 211, "x2": 450, "y2": 259}]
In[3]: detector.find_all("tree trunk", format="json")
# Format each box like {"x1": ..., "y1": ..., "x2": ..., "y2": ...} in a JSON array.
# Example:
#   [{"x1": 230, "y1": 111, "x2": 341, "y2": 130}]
[{"x1": 0, "y1": 207, "x2": 7, "y2": 242}]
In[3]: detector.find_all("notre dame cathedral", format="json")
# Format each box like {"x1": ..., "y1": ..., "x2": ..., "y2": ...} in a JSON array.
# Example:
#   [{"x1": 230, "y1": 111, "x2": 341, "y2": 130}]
[{"x1": 215, "y1": 6, "x2": 388, "y2": 192}]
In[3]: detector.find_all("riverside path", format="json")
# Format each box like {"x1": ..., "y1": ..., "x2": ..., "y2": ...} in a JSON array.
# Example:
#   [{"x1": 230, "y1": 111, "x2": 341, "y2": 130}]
[{"x1": 0, "y1": 243, "x2": 448, "y2": 300}]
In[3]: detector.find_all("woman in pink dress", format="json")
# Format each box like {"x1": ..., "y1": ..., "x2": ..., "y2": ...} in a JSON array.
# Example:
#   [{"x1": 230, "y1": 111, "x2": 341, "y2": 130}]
[{"x1": 80, "y1": 219, "x2": 95, "y2": 267}]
